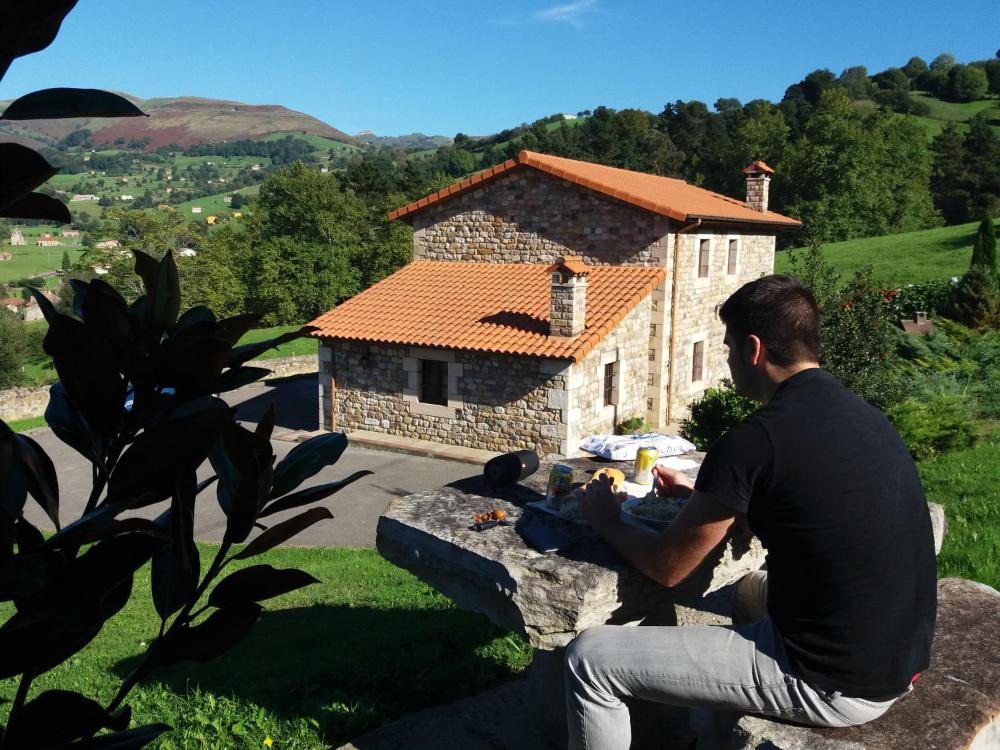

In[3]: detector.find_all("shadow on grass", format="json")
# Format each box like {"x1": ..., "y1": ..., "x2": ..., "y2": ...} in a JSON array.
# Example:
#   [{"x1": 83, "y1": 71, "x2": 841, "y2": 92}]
[{"x1": 112, "y1": 603, "x2": 530, "y2": 745}]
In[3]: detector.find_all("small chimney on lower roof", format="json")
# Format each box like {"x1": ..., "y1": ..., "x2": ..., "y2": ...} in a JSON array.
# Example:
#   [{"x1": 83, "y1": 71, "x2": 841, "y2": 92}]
[
  {"x1": 742, "y1": 160, "x2": 775, "y2": 213},
  {"x1": 547, "y1": 256, "x2": 589, "y2": 337}
]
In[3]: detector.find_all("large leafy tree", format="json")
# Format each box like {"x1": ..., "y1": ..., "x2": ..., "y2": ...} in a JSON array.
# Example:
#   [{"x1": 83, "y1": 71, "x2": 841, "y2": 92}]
[{"x1": 780, "y1": 89, "x2": 939, "y2": 242}]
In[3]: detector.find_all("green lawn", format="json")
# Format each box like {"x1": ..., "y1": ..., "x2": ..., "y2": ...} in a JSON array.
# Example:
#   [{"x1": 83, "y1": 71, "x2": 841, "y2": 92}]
[
  {"x1": 775, "y1": 219, "x2": 997, "y2": 287},
  {"x1": 0, "y1": 248, "x2": 82, "y2": 282},
  {"x1": 919, "y1": 433, "x2": 1000, "y2": 590},
  {"x1": 0, "y1": 546, "x2": 531, "y2": 749},
  {"x1": 238, "y1": 324, "x2": 318, "y2": 360}
]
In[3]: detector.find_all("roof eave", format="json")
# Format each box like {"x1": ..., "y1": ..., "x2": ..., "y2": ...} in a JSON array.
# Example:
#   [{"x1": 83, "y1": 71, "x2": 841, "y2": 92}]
[{"x1": 687, "y1": 213, "x2": 803, "y2": 229}]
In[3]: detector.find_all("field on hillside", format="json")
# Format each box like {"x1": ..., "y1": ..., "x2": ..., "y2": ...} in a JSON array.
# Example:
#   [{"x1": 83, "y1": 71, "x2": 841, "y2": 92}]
[
  {"x1": 775, "y1": 219, "x2": 996, "y2": 286},
  {"x1": 258, "y1": 131, "x2": 361, "y2": 153},
  {"x1": 0, "y1": 249, "x2": 82, "y2": 282},
  {"x1": 175, "y1": 184, "x2": 260, "y2": 220},
  {"x1": 906, "y1": 93, "x2": 1000, "y2": 138}
]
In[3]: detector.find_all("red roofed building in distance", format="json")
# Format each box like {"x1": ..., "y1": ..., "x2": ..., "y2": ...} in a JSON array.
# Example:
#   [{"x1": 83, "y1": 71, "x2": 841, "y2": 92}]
[{"x1": 309, "y1": 151, "x2": 801, "y2": 456}]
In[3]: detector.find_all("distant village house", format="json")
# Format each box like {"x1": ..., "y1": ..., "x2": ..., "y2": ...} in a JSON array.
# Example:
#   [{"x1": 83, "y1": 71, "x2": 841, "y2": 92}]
[
  {"x1": 36, "y1": 234, "x2": 59, "y2": 247},
  {"x1": 8, "y1": 230, "x2": 25, "y2": 246},
  {"x1": 70, "y1": 194, "x2": 100, "y2": 202},
  {"x1": 94, "y1": 240, "x2": 121, "y2": 250},
  {"x1": 60, "y1": 230, "x2": 80, "y2": 238},
  {"x1": 309, "y1": 151, "x2": 800, "y2": 456}
]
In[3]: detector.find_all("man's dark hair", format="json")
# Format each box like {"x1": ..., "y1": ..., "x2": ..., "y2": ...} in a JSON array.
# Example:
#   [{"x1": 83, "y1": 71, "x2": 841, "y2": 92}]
[{"x1": 719, "y1": 275, "x2": 820, "y2": 366}]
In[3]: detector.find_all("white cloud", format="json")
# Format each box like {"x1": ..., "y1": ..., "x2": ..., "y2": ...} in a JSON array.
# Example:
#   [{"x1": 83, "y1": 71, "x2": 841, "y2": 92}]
[{"x1": 532, "y1": 0, "x2": 597, "y2": 28}]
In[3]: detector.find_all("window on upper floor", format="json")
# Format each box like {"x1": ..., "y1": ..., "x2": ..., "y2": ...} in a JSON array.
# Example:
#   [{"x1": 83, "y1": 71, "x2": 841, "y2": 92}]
[
  {"x1": 691, "y1": 341, "x2": 704, "y2": 382},
  {"x1": 420, "y1": 359, "x2": 448, "y2": 406},
  {"x1": 698, "y1": 239, "x2": 710, "y2": 278},
  {"x1": 727, "y1": 238, "x2": 738, "y2": 275}
]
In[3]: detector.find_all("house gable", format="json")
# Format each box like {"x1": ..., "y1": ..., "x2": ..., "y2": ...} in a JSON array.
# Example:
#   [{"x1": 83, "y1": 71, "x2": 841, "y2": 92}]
[{"x1": 410, "y1": 167, "x2": 672, "y2": 267}]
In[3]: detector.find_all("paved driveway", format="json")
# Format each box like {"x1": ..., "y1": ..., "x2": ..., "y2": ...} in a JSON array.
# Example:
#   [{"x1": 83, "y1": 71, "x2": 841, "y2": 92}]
[{"x1": 21, "y1": 375, "x2": 481, "y2": 548}]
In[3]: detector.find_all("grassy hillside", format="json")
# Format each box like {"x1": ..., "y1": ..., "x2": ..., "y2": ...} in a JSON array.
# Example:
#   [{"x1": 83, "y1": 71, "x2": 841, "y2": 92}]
[
  {"x1": 906, "y1": 93, "x2": 1000, "y2": 138},
  {"x1": 775, "y1": 219, "x2": 997, "y2": 286}
]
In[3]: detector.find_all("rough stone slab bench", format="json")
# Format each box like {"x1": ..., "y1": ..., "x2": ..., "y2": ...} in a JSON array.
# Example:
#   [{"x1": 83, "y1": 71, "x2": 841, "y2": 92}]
[{"x1": 735, "y1": 577, "x2": 1000, "y2": 750}]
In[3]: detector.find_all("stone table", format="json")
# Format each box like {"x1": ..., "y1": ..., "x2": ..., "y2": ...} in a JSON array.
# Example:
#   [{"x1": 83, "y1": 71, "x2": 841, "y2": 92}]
[{"x1": 375, "y1": 453, "x2": 766, "y2": 746}]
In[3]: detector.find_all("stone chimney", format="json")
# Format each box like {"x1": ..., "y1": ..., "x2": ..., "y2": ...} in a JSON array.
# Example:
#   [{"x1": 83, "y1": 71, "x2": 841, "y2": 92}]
[
  {"x1": 742, "y1": 160, "x2": 775, "y2": 213},
  {"x1": 547, "y1": 256, "x2": 589, "y2": 337}
]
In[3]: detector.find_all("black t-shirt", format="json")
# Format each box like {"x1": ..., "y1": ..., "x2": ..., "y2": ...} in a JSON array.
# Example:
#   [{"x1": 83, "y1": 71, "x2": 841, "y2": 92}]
[{"x1": 695, "y1": 368, "x2": 936, "y2": 699}]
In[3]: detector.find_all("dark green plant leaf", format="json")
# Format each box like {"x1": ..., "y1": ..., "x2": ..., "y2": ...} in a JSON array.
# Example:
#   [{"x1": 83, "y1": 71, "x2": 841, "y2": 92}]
[
  {"x1": 14, "y1": 517, "x2": 44, "y2": 553},
  {"x1": 0, "y1": 532, "x2": 164, "y2": 679},
  {"x1": 42, "y1": 515, "x2": 163, "y2": 553},
  {"x1": 132, "y1": 251, "x2": 159, "y2": 297},
  {"x1": 215, "y1": 313, "x2": 261, "y2": 346},
  {"x1": 80, "y1": 279, "x2": 130, "y2": 351},
  {"x1": 217, "y1": 423, "x2": 271, "y2": 544},
  {"x1": 157, "y1": 604, "x2": 262, "y2": 667},
  {"x1": 2, "y1": 689, "x2": 131, "y2": 748},
  {"x1": 68, "y1": 278, "x2": 89, "y2": 319},
  {"x1": 43, "y1": 311, "x2": 125, "y2": 444},
  {"x1": 212, "y1": 365, "x2": 271, "y2": 394},
  {"x1": 107, "y1": 408, "x2": 231, "y2": 509},
  {"x1": 26, "y1": 285, "x2": 58, "y2": 323},
  {"x1": 208, "y1": 565, "x2": 319, "y2": 609},
  {"x1": 234, "y1": 507, "x2": 333, "y2": 560},
  {"x1": 227, "y1": 325, "x2": 318, "y2": 367},
  {"x1": 260, "y1": 471, "x2": 372, "y2": 518},
  {"x1": 16, "y1": 433, "x2": 59, "y2": 529},
  {"x1": 58, "y1": 722, "x2": 171, "y2": 749},
  {"x1": 150, "y1": 250, "x2": 180, "y2": 330},
  {"x1": 0, "y1": 191, "x2": 71, "y2": 223},
  {"x1": 0, "y1": 424, "x2": 28, "y2": 520},
  {"x1": 270, "y1": 432, "x2": 348, "y2": 500},
  {"x1": 174, "y1": 305, "x2": 217, "y2": 330},
  {"x1": 161, "y1": 326, "x2": 233, "y2": 396},
  {"x1": 44, "y1": 382, "x2": 95, "y2": 462},
  {"x1": 255, "y1": 403, "x2": 276, "y2": 441},
  {"x1": 0, "y1": 0, "x2": 79, "y2": 81},
  {"x1": 1, "y1": 87, "x2": 145, "y2": 120},
  {"x1": 151, "y1": 471, "x2": 199, "y2": 620},
  {"x1": 0, "y1": 143, "x2": 58, "y2": 211}
]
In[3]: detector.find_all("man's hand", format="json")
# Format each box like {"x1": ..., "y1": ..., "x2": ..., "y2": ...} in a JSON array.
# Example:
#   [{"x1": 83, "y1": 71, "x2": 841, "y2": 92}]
[
  {"x1": 653, "y1": 465, "x2": 694, "y2": 499},
  {"x1": 579, "y1": 474, "x2": 623, "y2": 530}
]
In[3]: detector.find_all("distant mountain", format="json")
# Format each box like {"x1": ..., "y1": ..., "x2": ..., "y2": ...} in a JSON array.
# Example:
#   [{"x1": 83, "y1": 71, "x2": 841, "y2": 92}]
[
  {"x1": 0, "y1": 94, "x2": 359, "y2": 150},
  {"x1": 354, "y1": 131, "x2": 452, "y2": 151}
]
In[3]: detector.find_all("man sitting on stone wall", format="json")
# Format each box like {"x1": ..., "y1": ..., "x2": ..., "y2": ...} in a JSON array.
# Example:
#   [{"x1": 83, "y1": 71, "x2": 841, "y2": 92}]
[{"x1": 570, "y1": 274, "x2": 937, "y2": 749}]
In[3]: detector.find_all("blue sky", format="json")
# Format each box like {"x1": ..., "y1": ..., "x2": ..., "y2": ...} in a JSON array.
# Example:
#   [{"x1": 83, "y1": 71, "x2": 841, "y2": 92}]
[{"x1": 1, "y1": 1, "x2": 997, "y2": 137}]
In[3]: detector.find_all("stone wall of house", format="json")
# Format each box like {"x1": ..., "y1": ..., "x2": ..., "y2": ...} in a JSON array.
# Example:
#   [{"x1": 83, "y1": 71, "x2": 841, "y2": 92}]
[
  {"x1": 565, "y1": 298, "x2": 653, "y2": 454},
  {"x1": 665, "y1": 230, "x2": 775, "y2": 422},
  {"x1": 319, "y1": 339, "x2": 572, "y2": 456},
  {"x1": 411, "y1": 169, "x2": 671, "y2": 267}
]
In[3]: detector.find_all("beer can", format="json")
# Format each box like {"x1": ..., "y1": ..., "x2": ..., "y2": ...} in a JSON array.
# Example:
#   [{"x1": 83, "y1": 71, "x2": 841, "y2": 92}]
[
  {"x1": 633, "y1": 445, "x2": 659, "y2": 485},
  {"x1": 545, "y1": 464, "x2": 575, "y2": 509}
]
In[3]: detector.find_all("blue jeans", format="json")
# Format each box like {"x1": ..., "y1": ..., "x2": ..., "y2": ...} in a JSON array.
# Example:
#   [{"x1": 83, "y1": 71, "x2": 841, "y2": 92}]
[{"x1": 564, "y1": 572, "x2": 902, "y2": 749}]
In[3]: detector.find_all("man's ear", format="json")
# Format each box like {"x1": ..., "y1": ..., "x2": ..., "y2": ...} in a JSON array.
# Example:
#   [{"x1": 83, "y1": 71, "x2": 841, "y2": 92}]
[{"x1": 747, "y1": 334, "x2": 764, "y2": 366}]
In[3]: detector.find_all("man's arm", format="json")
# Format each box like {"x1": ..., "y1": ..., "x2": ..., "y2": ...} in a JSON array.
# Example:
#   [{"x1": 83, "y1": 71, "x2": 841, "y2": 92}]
[{"x1": 581, "y1": 475, "x2": 742, "y2": 588}]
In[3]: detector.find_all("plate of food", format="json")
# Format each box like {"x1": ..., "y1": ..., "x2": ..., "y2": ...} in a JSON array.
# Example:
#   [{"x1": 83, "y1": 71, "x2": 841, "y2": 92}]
[
  {"x1": 528, "y1": 468, "x2": 628, "y2": 524},
  {"x1": 621, "y1": 491, "x2": 687, "y2": 530}
]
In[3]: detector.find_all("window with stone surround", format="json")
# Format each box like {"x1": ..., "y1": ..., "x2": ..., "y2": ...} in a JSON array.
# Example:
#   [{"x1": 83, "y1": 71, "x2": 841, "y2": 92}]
[
  {"x1": 698, "y1": 239, "x2": 710, "y2": 278},
  {"x1": 420, "y1": 359, "x2": 448, "y2": 406},
  {"x1": 727, "y1": 238, "x2": 738, "y2": 275},
  {"x1": 603, "y1": 361, "x2": 619, "y2": 406},
  {"x1": 691, "y1": 341, "x2": 704, "y2": 382}
]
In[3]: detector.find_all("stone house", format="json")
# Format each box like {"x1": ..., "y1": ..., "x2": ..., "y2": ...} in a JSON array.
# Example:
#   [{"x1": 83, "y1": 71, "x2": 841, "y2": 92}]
[
  {"x1": 9, "y1": 230, "x2": 25, "y2": 246},
  {"x1": 309, "y1": 151, "x2": 800, "y2": 456},
  {"x1": 36, "y1": 234, "x2": 59, "y2": 247}
]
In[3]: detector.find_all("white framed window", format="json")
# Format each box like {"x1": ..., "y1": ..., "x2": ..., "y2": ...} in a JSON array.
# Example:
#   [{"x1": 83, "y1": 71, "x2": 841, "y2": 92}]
[
  {"x1": 419, "y1": 359, "x2": 448, "y2": 406},
  {"x1": 403, "y1": 348, "x2": 464, "y2": 418},
  {"x1": 603, "y1": 360, "x2": 619, "y2": 406},
  {"x1": 697, "y1": 238, "x2": 711, "y2": 278},
  {"x1": 691, "y1": 340, "x2": 705, "y2": 382}
]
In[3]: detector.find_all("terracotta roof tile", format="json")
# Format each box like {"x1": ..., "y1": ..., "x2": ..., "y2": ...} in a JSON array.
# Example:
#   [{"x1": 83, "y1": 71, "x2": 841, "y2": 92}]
[
  {"x1": 546, "y1": 255, "x2": 590, "y2": 275},
  {"x1": 388, "y1": 150, "x2": 800, "y2": 227},
  {"x1": 742, "y1": 160, "x2": 775, "y2": 174},
  {"x1": 308, "y1": 261, "x2": 665, "y2": 363}
]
